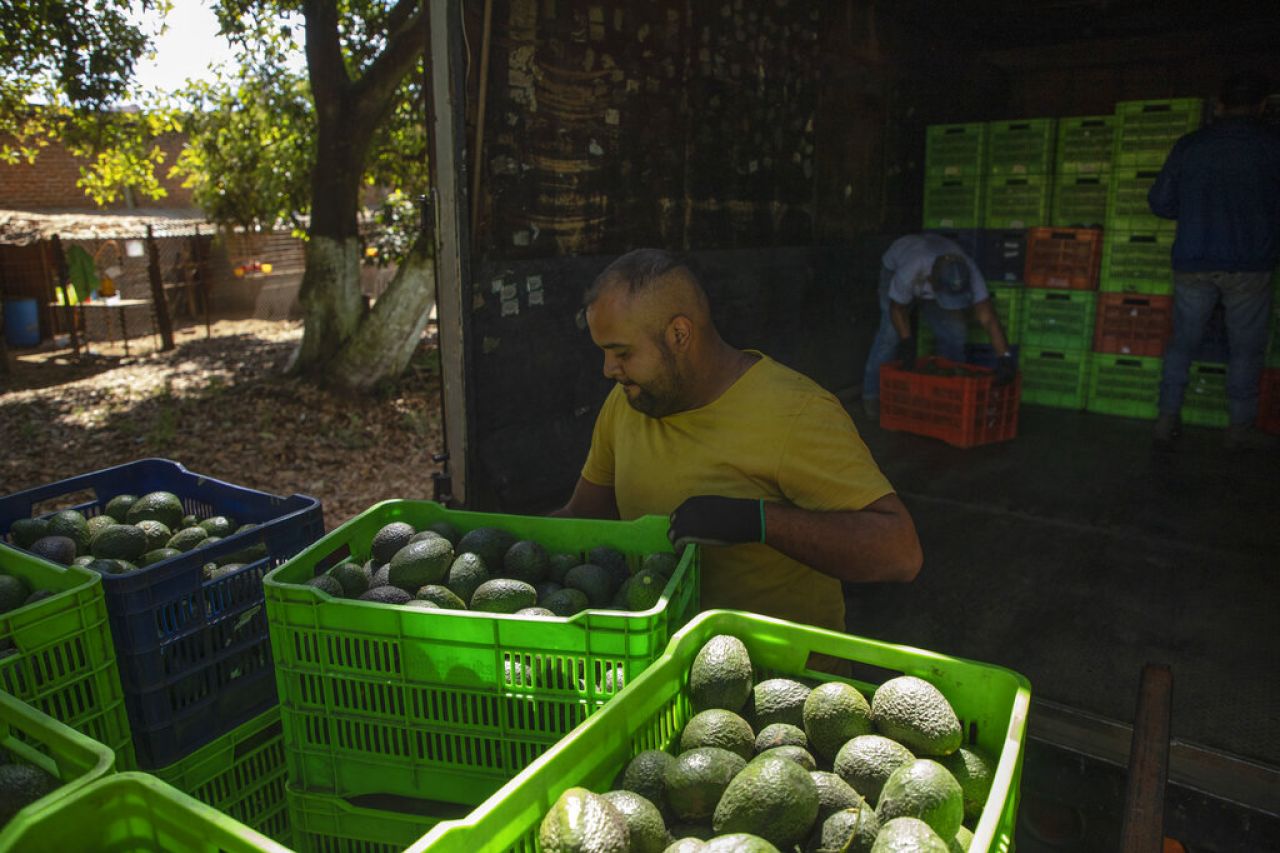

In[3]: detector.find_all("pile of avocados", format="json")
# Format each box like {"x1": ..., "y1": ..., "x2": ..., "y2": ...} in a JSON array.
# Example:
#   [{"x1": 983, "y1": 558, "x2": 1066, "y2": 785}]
[
  {"x1": 307, "y1": 519, "x2": 680, "y2": 617},
  {"x1": 538, "y1": 634, "x2": 996, "y2": 853},
  {"x1": 5, "y1": 491, "x2": 265, "y2": 579}
]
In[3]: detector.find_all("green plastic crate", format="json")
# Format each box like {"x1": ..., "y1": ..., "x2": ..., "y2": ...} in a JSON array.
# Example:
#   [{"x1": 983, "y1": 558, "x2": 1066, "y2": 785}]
[
  {"x1": 986, "y1": 118, "x2": 1056, "y2": 175},
  {"x1": 410, "y1": 609, "x2": 1032, "y2": 853},
  {"x1": 1182, "y1": 362, "x2": 1229, "y2": 428},
  {"x1": 926, "y1": 122, "x2": 988, "y2": 177},
  {"x1": 0, "y1": 544, "x2": 135, "y2": 769},
  {"x1": 1087, "y1": 354, "x2": 1163, "y2": 419},
  {"x1": 0, "y1": 771, "x2": 292, "y2": 852},
  {"x1": 1106, "y1": 167, "x2": 1176, "y2": 234},
  {"x1": 1020, "y1": 348, "x2": 1092, "y2": 410},
  {"x1": 0, "y1": 689, "x2": 117, "y2": 848},
  {"x1": 1051, "y1": 174, "x2": 1108, "y2": 228},
  {"x1": 286, "y1": 785, "x2": 473, "y2": 853},
  {"x1": 1055, "y1": 115, "x2": 1116, "y2": 175},
  {"x1": 1101, "y1": 231, "x2": 1174, "y2": 295},
  {"x1": 924, "y1": 175, "x2": 985, "y2": 228},
  {"x1": 983, "y1": 174, "x2": 1052, "y2": 229},
  {"x1": 1021, "y1": 289, "x2": 1097, "y2": 350},
  {"x1": 263, "y1": 501, "x2": 700, "y2": 803},
  {"x1": 1113, "y1": 98, "x2": 1204, "y2": 168},
  {"x1": 153, "y1": 705, "x2": 290, "y2": 845},
  {"x1": 919, "y1": 282, "x2": 1024, "y2": 351}
]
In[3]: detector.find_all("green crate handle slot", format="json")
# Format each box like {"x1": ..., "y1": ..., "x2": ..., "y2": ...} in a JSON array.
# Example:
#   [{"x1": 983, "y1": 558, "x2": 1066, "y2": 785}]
[
  {"x1": 1037, "y1": 351, "x2": 1068, "y2": 360},
  {"x1": 1140, "y1": 104, "x2": 1173, "y2": 113},
  {"x1": 1080, "y1": 119, "x2": 1107, "y2": 127},
  {"x1": 1126, "y1": 235, "x2": 1158, "y2": 245},
  {"x1": 1122, "y1": 297, "x2": 1154, "y2": 307},
  {"x1": 1116, "y1": 358, "x2": 1143, "y2": 367}
]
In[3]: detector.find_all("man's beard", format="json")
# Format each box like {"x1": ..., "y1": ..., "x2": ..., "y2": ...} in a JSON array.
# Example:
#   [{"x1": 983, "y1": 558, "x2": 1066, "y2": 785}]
[{"x1": 623, "y1": 344, "x2": 682, "y2": 418}]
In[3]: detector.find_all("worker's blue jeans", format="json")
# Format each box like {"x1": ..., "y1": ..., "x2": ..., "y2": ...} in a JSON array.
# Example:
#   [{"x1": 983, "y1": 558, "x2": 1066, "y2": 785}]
[
  {"x1": 863, "y1": 266, "x2": 966, "y2": 400},
  {"x1": 1158, "y1": 271, "x2": 1273, "y2": 426}
]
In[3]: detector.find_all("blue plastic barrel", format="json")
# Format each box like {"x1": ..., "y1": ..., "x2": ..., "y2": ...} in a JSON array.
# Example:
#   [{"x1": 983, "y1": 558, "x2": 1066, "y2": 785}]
[{"x1": 3, "y1": 298, "x2": 40, "y2": 347}]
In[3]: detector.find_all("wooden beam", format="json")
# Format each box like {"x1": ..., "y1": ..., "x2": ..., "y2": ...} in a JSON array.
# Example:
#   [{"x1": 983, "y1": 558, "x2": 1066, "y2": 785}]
[
  {"x1": 1119, "y1": 663, "x2": 1174, "y2": 852},
  {"x1": 146, "y1": 225, "x2": 175, "y2": 351}
]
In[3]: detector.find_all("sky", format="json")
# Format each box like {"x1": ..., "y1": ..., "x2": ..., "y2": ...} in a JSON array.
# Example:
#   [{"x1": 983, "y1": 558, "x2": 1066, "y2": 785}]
[{"x1": 129, "y1": 1, "x2": 240, "y2": 97}]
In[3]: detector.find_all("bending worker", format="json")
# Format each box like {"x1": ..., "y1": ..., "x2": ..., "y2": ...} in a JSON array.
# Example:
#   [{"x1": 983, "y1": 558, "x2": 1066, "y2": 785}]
[
  {"x1": 555, "y1": 248, "x2": 922, "y2": 639},
  {"x1": 861, "y1": 233, "x2": 1015, "y2": 421}
]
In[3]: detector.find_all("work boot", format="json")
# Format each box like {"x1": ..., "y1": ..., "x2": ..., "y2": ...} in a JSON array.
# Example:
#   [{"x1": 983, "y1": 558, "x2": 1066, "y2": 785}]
[
  {"x1": 862, "y1": 396, "x2": 880, "y2": 423},
  {"x1": 1152, "y1": 413, "x2": 1181, "y2": 451},
  {"x1": 1224, "y1": 423, "x2": 1279, "y2": 452}
]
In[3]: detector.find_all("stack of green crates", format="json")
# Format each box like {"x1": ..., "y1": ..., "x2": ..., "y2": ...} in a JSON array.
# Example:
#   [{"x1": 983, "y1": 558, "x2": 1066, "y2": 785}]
[
  {"x1": 1087, "y1": 354, "x2": 1164, "y2": 419},
  {"x1": 1101, "y1": 99, "x2": 1203, "y2": 297},
  {"x1": 984, "y1": 118, "x2": 1055, "y2": 228},
  {"x1": 1182, "y1": 362, "x2": 1229, "y2": 428},
  {"x1": 923, "y1": 123, "x2": 986, "y2": 228},
  {"x1": 1019, "y1": 289, "x2": 1098, "y2": 408},
  {"x1": 917, "y1": 281, "x2": 1024, "y2": 357}
]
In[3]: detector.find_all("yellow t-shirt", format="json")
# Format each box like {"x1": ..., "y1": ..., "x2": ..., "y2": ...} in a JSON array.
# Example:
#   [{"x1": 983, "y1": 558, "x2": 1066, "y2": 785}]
[{"x1": 582, "y1": 352, "x2": 894, "y2": 632}]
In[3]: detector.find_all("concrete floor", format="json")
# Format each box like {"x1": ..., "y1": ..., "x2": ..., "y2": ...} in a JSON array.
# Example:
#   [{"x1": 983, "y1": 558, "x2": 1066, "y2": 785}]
[{"x1": 843, "y1": 403, "x2": 1280, "y2": 768}]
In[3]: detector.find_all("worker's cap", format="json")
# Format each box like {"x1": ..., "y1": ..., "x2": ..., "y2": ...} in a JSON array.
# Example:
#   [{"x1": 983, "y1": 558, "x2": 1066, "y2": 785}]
[{"x1": 930, "y1": 254, "x2": 973, "y2": 310}]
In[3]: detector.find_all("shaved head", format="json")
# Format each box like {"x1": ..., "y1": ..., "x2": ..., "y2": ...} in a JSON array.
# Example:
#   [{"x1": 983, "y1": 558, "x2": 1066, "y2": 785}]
[{"x1": 585, "y1": 249, "x2": 712, "y2": 339}]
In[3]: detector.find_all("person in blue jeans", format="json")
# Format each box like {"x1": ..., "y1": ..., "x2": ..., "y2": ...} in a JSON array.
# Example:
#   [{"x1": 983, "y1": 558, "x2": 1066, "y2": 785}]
[
  {"x1": 861, "y1": 233, "x2": 1015, "y2": 421},
  {"x1": 1148, "y1": 71, "x2": 1280, "y2": 451}
]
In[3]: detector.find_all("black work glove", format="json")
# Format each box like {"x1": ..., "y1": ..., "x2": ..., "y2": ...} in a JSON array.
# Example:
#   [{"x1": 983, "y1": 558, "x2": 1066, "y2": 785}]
[
  {"x1": 896, "y1": 336, "x2": 917, "y2": 370},
  {"x1": 993, "y1": 352, "x2": 1016, "y2": 386},
  {"x1": 668, "y1": 496, "x2": 765, "y2": 551}
]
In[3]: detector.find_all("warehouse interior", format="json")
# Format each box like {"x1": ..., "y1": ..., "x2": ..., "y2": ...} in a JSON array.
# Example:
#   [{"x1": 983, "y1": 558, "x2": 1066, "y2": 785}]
[{"x1": 449, "y1": 1, "x2": 1280, "y2": 848}]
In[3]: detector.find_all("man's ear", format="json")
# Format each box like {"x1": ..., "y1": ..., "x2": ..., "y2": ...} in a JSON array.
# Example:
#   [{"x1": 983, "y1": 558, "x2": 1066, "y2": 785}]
[{"x1": 667, "y1": 314, "x2": 693, "y2": 351}]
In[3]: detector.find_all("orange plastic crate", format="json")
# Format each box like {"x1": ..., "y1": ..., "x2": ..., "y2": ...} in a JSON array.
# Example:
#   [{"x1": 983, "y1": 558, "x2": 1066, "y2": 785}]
[
  {"x1": 1093, "y1": 293, "x2": 1173, "y2": 356},
  {"x1": 1259, "y1": 369, "x2": 1280, "y2": 435},
  {"x1": 1024, "y1": 227, "x2": 1104, "y2": 290},
  {"x1": 879, "y1": 357, "x2": 1021, "y2": 448}
]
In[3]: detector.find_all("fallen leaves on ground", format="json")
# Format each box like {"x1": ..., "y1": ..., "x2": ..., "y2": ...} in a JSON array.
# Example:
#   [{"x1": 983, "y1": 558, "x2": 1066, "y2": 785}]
[{"x1": 1, "y1": 319, "x2": 445, "y2": 530}]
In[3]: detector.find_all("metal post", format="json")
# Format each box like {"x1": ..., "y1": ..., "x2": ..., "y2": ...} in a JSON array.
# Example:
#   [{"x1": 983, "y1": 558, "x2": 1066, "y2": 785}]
[
  {"x1": 146, "y1": 225, "x2": 175, "y2": 351},
  {"x1": 49, "y1": 234, "x2": 80, "y2": 358}
]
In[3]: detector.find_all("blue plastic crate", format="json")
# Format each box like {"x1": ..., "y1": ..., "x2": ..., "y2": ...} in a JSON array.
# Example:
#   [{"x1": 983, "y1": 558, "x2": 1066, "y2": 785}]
[
  {"x1": 0, "y1": 458, "x2": 324, "y2": 768},
  {"x1": 924, "y1": 228, "x2": 981, "y2": 262},
  {"x1": 978, "y1": 229, "x2": 1029, "y2": 283}
]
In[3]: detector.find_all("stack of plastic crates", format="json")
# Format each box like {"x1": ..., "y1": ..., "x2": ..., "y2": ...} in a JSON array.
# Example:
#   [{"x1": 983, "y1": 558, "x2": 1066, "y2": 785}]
[
  {"x1": 983, "y1": 118, "x2": 1055, "y2": 230},
  {"x1": 409, "y1": 609, "x2": 1032, "y2": 853},
  {"x1": 1052, "y1": 115, "x2": 1115, "y2": 227},
  {"x1": 0, "y1": 458, "x2": 324, "y2": 844},
  {"x1": 1019, "y1": 228, "x2": 1103, "y2": 408},
  {"x1": 880, "y1": 356, "x2": 1021, "y2": 448},
  {"x1": 923, "y1": 123, "x2": 986, "y2": 228},
  {"x1": 262, "y1": 501, "x2": 701, "y2": 852}
]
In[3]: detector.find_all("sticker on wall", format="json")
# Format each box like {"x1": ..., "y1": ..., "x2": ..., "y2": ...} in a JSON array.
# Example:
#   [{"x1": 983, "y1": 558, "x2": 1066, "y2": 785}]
[
  {"x1": 491, "y1": 277, "x2": 504, "y2": 294},
  {"x1": 605, "y1": 109, "x2": 620, "y2": 126},
  {"x1": 527, "y1": 275, "x2": 544, "y2": 307}
]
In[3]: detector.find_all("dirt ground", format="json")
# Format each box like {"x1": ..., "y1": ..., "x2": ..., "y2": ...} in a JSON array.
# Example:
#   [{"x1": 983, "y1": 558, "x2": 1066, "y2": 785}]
[{"x1": 0, "y1": 319, "x2": 445, "y2": 530}]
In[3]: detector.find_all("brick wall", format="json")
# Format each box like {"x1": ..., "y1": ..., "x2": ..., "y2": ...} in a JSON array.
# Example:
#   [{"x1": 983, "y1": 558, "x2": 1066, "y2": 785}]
[{"x1": 0, "y1": 133, "x2": 194, "y2": 211}]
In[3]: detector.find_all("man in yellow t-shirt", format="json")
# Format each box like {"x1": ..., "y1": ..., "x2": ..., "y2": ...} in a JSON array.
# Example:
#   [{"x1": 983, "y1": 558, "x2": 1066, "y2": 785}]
[{"x1": 554, "y1": 249, "x2": 922, "y2": 633}]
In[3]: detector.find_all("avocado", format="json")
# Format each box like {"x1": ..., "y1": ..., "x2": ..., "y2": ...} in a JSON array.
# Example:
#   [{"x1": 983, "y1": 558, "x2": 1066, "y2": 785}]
[
  {"x1": 0, "y1": 575, "x2": 31, "y2": 614},
  {"x1": 689, "y1": 634, "x2": 754, "y2": 714},
  {"x1": 548, "y1": 552, "x2": 581, "y2": 584},
  {"x1": 503, "y1": 539, "x2": 550, "y2": 584},
  {"x1": 134, "y1": 519, "x2": 172, "y2": 552},
  {"x1": 804, "y1": 681, "x2": 873, "y2": 761},
  {"x1": 139, "y1": 548, "x2": 182, "y2": 567},
  {"x1": 181, "y1": 514, "x2": 199, "y2": 529},
  {"x1": 9, "y1": 518, "x2": 48, "y2": 549},
  {"x1": 680, "y1": 709, "x2": 756, "y2": 762},
  {"x1": 470, "y1": 578, "x2": 538, "y2": 613},
  {"x1": 749, "y1": 678, "x2": 811, "y2": 731},
  {"x1": 756, "y1": 745, "x2": 817, "y2": 772},
  {"x1": 540, "y1": 787, "x2": 630, "y2": 853},
  {"x1": 167, "y1": 526, "x2": 209, "y2": 552},
  {"x1": 86, "y1": 514, "x2": 116, "y2": 540},
  {"x1": 563, "y1": 563, "x2": 615, "y2": 608},
  {"x1": 415, "y1": 584, "x2": 467, "y2": 610},
  {"x1": 405, "y1": 599, "x2": 441, "y2": 610},
  {"x1": 197, "y1": 536, "x2": 222, "y2": 550},
  {"x1": 541, "y1": 586, "x2": 590, "y2": 617},
  {"x1": 90, "y1": 524, "x2": 148, "y2": 562},
  {"x1": 833, "y1": 735, "x2": 916, "y2": 804},
  {"x1": 641, "y1": 552, "x2": 679, "y2": 579},
  {"x1": 370, "y1": 521, "x2": 416, "y2": 565},
  {"x1": 369, "y1": 564, "x2": 391, "y2": 588},
  {"x1": 445, "y1": 552, "x2": 489, "y2": 604},
  {"x1": 410, "y1": 531, "x2": 445, "y2": 547},
  {"x1": 809, "y1": 771, "x2": 864, "y2": 826},
  {"x1": 875, "y1": 759, "x2": 964, "y2": 840},
  {"x1": 587, "y1": 545, "x2": 629, "y2": 592},
  {"x1": 754, "y1": 723, "x2": 808, "y2": 754},
  {"x1": 622, "y1": 568, "x2": 666, "y2": 611},
  {"x1": 198, "y1": 516, "x2": 237, "y2": 538},
  {"x1": 328, "y1": 561, "x2": 372, "y2": 598},
  {"x1": 515, "y1": 606, "x2": 556, "y2": 617},
  {"x1": 29, "y1": 535, "x2": 77, "y2": 566},
  {"x1": 388, "y1": 537, "x2": 454, "y2": 591},
  {"x1": 617, "y1": 749, "x2": 676, "y2": 817},
  {"x1": 535, "y1": 580, "x2": 563, "y2": 602},
  {"x1": 601, "y1": 790, "x2": 670, "y2": 853},
  {"x1": 703, "y1": 835, "x2": 780, "y2": 853},
  {"x1": 306, "y1": 574, "x2": 345, "y2": 597},
  {"x1": 937, "y1": 746, "x2": 994, "y2": 824},
  {"x1": 871, "y1": 677, "x2": 962, "y2": 757},
  {"x1": 812, "y1": 802, "x2": 880, "y2": 853},
  {"x1": 664, "y1": 838, "x2": 706, "y2": 853},
  {"x1": 22, "y1": 589, "x2": 55, "y2": 607},
  {"x1": 358, "y1": 585, "x2": 413, "y2": 605},
  {"x1": 455, "y1": 526, "x2": 517, "y2": 571},
  {"x1": 425, "y1": 520, "x2": 461, "y2": 547},
  {"x1": 869, "y1": 816, "x2": 948, "y2": 852},
  {"x1": 668, "y1": 824, "x2": 714, "y2": 844},
  {"x1": 952, "y1": 824, "x2": 974, "y2": 851},
  {"x1": 712, "y1": 753, "x2": 820, "y2": 849},
  {"x1": 0, "y1": 762, "x2": 60, "y2": 824},
  {"x1": 46, "y1": 511, "x2": 91, "y2": 556},
  {"x1": 126, "y1": 491, "x2": 185, "y2": 531},
  {"x1": 103, "y1": 494, "x2": 137, "y2": 523},
  {"x1": 87, "y1": 558, "x2": 133, "y2": 575},
  {"x1": 204, "y1": 562, "x2": 243, "y2": 580},
  {"x1": 663, "y1": 747, "x2": 747, "y2": 822},
  {"x1": 72, "y1": 556, "x2": 95, "y2": 567}
]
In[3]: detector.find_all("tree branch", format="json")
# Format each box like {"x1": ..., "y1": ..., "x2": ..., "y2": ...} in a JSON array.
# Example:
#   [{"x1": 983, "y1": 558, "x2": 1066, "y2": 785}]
[
  {"x1": 350, "y1": 0, "x2": 427, "y2": 128},
  {"x1": 303, "y1": 0, "x2": 350, "y2": 112}
]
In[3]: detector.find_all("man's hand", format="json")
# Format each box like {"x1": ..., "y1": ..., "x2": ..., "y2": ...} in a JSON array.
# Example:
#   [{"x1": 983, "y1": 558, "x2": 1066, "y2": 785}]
[
  {"x1": 668, "y1": 496, "x2": 765, "y2": 551},
  {"x1": 896, "y1": 337, "x2": 917, "y2": 370},
  {"x1": 994, "y1": 352, "x2": 1016, "y2": 386}
]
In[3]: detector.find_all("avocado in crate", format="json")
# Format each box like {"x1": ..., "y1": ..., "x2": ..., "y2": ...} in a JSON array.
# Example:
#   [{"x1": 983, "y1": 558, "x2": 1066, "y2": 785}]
[
  {"x1": 263, "y1": 501, "x2": 700, "y2": 804},
  {"x1": 409, "y1": 610, "x2": 1031, "y2": 853}
]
